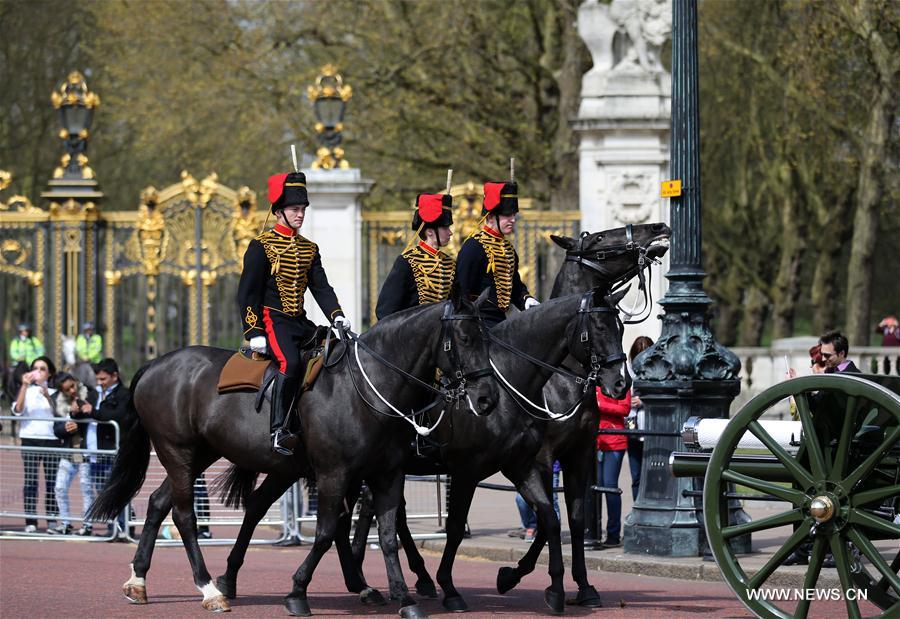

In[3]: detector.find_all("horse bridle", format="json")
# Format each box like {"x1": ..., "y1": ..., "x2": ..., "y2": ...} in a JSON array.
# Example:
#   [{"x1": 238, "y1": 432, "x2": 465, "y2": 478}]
[
  {"x1": 564, "y1": 224, "x2": 658, "y2": 324},
  {"x1": 487, "y1": 290, "x2": 626, "y2": 421},
  {"x1": 339, "y1": 301, "x2": 493, "y2": 435}
]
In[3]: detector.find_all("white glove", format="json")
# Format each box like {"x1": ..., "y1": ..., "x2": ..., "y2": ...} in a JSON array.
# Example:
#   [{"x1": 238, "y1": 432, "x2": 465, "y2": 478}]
[
  {"x1": 524, "y1": 297, "x2": 540, "y2": 310},
  {"x1": 334, "y1": 315, "x2": 351, "y2": 331},
  {"x1": 249, "y1": 335, "x2": 267, "y2": 354}
]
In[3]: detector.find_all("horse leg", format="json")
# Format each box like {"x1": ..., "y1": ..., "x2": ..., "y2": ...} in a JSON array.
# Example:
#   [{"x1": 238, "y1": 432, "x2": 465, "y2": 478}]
[
  {"x1": 331, "y1": 482, "x2": 386, "y2": 604},
  {"x1": 350, "y1": 484, "x2": 375, "y2": 567},
  {"x1": 397, "y1": 498, "x2": 437, "y2": 598},
  {"x1": 216, "y1": 473, "x2": 294, "y2": 600},
  {"x1": 368, "y1": 473, "x2": 425, "y2": 619},
  {"x1": 284, "y1": 475, "x2": 348, "y2": 616},
  {"x1": 496, "y1": 467, "x2": 553, "y2": 595},
  {"x1": 436, "y1": 476, "x2": 477, "y2": 612},
  {"x1": 563, "y1": 451, "x2": 603, "y2": 607},
  {"x1": 514, "y1": 466, "x2": 566, "y2": 614},
  {"x1": 157, "y1": 450, "x2": 229, "y2": 612},
  {"x1": 125, "y1": 478, "x2": 173, "y2": 604}
]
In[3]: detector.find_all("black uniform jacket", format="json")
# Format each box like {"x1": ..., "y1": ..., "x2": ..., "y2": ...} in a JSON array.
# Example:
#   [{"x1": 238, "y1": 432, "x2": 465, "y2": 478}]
[
  {"x1": 236, "y1": 224, "x2": 343, "y2": 337},
  {"x1": 455, "y1": 226, "x2": 530, "y2": 324},
  {"x1": 375, "y1": 241, "x2": 456, "y2": 320}
]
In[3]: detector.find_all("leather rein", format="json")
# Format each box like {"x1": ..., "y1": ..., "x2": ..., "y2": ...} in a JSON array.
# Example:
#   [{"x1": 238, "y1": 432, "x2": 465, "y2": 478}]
[
  {"x1": 487, "y1": 290, "x2": 626, "y2": 422},
  {"x1": 338, "y1": 301, "x2": 492, "y2": 435}
]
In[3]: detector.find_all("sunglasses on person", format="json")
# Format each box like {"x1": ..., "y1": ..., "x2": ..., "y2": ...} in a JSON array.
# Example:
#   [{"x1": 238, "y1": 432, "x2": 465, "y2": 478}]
[{"x1": 820, "y1": 352, "x2": 835, "y2": 360}]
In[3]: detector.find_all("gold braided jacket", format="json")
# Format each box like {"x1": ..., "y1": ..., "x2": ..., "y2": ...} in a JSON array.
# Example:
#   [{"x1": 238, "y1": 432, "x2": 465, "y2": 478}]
[
  {"x1": 403, "y1": 242, "x2": 456, "y2": 305},
  {"x1": 473, "y1": 227, "x2": 515, "y2": 311}
]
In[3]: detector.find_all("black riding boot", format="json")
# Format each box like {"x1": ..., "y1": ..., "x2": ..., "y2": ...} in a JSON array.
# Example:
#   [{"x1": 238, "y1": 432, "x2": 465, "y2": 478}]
[{"x1": 270, "y1": 372, "x2": 299, "y2": 456}]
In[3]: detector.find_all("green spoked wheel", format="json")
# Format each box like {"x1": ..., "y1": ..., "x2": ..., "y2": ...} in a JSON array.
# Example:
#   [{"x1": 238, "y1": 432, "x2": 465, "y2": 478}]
[{"x1": 704, "y1": 374, "x2": 900, "y2": 619}]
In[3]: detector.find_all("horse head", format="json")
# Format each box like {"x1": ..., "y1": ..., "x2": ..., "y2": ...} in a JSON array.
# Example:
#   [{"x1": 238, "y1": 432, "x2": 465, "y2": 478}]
[
  {"x1": 563, "y1": 287, "x2": 630, "y2": 401},
  {"x1": 439, "y1": 288, "x2": 499, "y2": 416},
  {"x1": 550, "y1": 222, "x2": 671, "y2": 295}
]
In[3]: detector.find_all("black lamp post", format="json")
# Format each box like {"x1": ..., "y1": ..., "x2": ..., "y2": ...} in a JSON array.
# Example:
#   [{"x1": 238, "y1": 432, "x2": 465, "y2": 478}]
[
  {"x1": 307, "y1": 65, "x2": 352, "y2": 169},
  {"x1": 623, "y1": 0, "x2": 746, "y2": 557},
  {"x1": 50, "y1": 71, "x2": 100, "y2": 180}
]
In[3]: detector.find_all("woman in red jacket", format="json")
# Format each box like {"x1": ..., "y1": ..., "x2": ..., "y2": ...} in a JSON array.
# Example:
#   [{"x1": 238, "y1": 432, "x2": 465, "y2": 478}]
[{"x1": 595, "y1": 386, "x2": 631, "y2": 547}]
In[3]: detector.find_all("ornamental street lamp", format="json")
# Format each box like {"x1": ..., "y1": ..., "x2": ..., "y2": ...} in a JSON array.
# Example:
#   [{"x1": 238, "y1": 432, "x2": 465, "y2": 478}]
[
  {"x1": 50, "y1": 71, "x2": 100, "y2": 180},
  {"x1": 623, "y1": 0, "x2": 746, "y2": 557},
  {"x1": 307, "y1": 64, "x2": 353, "y2": 169}
]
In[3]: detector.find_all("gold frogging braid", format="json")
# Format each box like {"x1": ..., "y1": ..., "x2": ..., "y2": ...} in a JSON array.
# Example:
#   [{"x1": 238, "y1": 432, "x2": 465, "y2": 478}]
[
  {"x1": 257, "y1": 230, "x2": 317, "y2": 316},
  {"x1": 403, "y1": 245, "x2": 456, "y2": 304},
  {"x1": 243, "y1": 306, "x2": 259, "y2": 334},
  {"x1": 474, "y1": 228, "x2": 515, "y2": 310}
]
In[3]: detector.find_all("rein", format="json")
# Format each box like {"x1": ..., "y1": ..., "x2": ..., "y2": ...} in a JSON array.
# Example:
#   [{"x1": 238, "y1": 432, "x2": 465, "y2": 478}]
[
  {"x1": 340, "y1": 302, "x2": 492, "y2": 436},
  {"x1": 488, "y1": 291, "x2": 626, "y2": 421},
  {"x1": 564, "y1": 224, "x2": 660, "y2": 324}
]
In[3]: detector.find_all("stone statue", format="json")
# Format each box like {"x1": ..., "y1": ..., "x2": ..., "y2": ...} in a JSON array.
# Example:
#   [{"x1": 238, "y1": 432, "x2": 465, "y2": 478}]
[{"x1": 579, "y1": 0, "x2": 671, "y2": 78}]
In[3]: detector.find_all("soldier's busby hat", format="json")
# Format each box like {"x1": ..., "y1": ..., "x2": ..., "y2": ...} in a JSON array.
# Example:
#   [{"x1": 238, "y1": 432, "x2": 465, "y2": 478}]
[
  {"x1": 482, "y1": 181, "x2": 518, "y2": 217},
  {"x1": 412, "y1": 194, "x2": 453, "y2": 235},
  {"x1": 268, "y1": 172, "x2": 309, "y2": 213}
]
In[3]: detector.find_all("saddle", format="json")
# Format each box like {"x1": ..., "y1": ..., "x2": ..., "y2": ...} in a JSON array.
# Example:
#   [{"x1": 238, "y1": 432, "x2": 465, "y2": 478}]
[{"x1": 217, "y1": 326, "x2": 334, "y2": 410}]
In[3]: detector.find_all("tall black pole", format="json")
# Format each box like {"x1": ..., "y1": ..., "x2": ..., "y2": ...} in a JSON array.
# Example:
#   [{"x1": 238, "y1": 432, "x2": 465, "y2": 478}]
[{"x1": 623, "y1": 0, "x2": 744, "y2": 557}]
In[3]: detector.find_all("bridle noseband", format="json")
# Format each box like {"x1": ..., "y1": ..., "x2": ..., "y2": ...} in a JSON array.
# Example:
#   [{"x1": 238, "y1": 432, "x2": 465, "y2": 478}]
[
  {"x1": 437, "y1": 302, "x2": 494, "y2": 405},
  {"x1": 488, "y1": 290, "x2": 626, "y2": 421}
]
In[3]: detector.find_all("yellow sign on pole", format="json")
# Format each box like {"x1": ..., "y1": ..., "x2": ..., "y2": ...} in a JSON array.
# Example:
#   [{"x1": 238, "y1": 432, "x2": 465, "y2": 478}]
[{"x1": 661, "y1": 179, "x2": 682, "y2": 198}]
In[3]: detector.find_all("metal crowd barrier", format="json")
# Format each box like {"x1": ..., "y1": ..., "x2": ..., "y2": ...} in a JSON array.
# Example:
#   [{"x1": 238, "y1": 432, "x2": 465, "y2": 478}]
[
  {"x1": 0, "y1": 416, "x2": 120, "y2": 541},
  {"x1": 1, "y1": 416, "x2": 449, "y2": 545}
]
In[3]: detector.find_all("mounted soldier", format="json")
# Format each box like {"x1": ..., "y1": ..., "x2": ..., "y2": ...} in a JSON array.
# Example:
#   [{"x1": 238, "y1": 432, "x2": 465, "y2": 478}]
[
  {"x1": 376, "y1": 177, "x2": 456, "y2": 320},
  {"x1": 455, "y1": 160, "x2": 539, "y2": 327},
  {"x1": 236, "y1": 171, "x2": 350, "y2": 455}
]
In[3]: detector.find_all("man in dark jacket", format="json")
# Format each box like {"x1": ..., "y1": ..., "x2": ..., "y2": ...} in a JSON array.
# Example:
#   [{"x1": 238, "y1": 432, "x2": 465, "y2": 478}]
[
  {"x1": 454, "y1": 178, "x2": 538, "y2": 327},
  {"x1": 87, "y1": 358, "x2": 131, "y2": 537},
  {"x1": 236, "y1": 171, "x2": 350, "y2": 455}
]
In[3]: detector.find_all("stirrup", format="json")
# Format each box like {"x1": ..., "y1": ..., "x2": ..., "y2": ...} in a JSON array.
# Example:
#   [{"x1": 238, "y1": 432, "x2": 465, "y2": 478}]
[{"x1": 272, "y1": 429, "x2": 298, "y2": 456}]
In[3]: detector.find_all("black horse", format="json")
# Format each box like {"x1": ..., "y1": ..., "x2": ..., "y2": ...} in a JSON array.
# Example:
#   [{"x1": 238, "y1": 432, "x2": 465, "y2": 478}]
[
  {"x1": 87, "y1": 295, "x2": 498, "y2": 616},
  {"x1": 495, "y1": 223, "x2": 671, "y2": 604},
  {"x1": 214, "y1": 224, "x2": 670, "y2": 612}
]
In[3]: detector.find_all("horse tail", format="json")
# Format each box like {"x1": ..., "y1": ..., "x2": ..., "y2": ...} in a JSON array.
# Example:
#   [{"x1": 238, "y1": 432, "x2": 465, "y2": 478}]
[
  {"x1": 211, "y1": 464, "x2": 260, "y2": 510},
  {"x1": 86, "y1": 365, "x2": 152, "y2": 521}
]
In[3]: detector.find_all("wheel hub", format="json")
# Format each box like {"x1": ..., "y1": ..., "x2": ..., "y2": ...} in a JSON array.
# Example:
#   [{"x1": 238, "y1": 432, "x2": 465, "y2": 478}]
[{"x1": 809, "y1": 495, "x2": 835, "y2": 523}]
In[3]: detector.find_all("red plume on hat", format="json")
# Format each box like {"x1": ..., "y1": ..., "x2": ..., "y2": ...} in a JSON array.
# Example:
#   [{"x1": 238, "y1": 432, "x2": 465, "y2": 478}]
[
  {"x1": 268, "y1": 173, "x2": 289, "y2": 204},
  {"x1": 483, "y1": 182, "x2": 504, "y2": 212},
  {"x1": 417, "y1": 194, "x2": 446, "y2": 223}
]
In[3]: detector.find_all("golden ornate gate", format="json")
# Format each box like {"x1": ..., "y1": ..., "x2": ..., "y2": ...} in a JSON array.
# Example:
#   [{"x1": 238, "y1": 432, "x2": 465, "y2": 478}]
[{"x1": 102, "y1": 172, "x2": 264, "y2": 371}]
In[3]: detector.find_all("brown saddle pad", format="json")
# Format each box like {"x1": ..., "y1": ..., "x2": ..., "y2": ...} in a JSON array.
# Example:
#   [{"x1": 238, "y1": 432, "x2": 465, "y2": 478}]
[{"x1": 218, "y1": 352, "x2": 272, "y2": 394}]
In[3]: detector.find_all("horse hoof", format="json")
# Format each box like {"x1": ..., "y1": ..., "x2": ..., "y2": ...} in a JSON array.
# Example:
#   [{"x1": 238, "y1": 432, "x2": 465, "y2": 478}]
[
  {"x1": 442, "y1": 595, "x2": 468, "y2": 612},
  {"x1": 496, "y1": 567, "x2": 521, "y2": 595},
  {"x1": 202, "y1": 595, "x2": 231, "y2": 612},
  {"x1": 573, "y1": 585, "x2": 603, "y2": 607},
  {"x1": 123, "y1": 583, "x2": 148, "y2": 604},
  {"x1": 360, "y1": 587, "x2": 387, "y2": 606},
  {"x1": 544, "y1": 587, "x2": 565, "y2": 615},
  {"x1": 415, "y1": 579, "x2": 438, "y2": 599},
  {"x1": 216, "y1": 575, "x2": 236, "y2": 600},
  {"x1": 400, "y1": 603, "x2": 429, "y2": 619},
  {"x1": 284, "y1": 595, "x2": 311, "y2": 616}
]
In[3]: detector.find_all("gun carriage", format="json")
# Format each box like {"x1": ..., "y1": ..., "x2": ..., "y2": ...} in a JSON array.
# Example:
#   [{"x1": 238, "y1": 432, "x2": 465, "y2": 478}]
[{"x1": 671, "y1": 374, "x2": 900, "y2": 618}]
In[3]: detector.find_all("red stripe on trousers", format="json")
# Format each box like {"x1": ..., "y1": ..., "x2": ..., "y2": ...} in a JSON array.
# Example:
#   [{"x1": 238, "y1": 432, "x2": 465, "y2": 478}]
[{"x1": 262, "y1": 308, "x2": 287, "y2": 373}]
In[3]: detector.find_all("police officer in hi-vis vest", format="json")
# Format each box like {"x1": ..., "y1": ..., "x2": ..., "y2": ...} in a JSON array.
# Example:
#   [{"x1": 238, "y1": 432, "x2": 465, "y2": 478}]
[
  {"x1": 375, "y1": 191, "x2": 455, "y2": 319},
  {"x1": 237, "y1": 172, "x2": 350, "y2": 455},
  {"x1": 455, "y1": 172, "x2": 539, "y2": 327}
]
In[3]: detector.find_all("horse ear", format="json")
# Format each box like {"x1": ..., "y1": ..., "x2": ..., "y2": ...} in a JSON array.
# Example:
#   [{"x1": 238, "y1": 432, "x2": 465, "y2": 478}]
[
  {"x1": 450, "y1": 282, "x2": 465, "y2": 313},
  {"x1": 603, "y1": 285, "x2": 630, "y2": 307},
  {"x1": 474, "y1": 287, "x2": 492, "y2": 310},
  {"x1": 550, "y1": 234, "x2": 576, "y2": 251}
]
